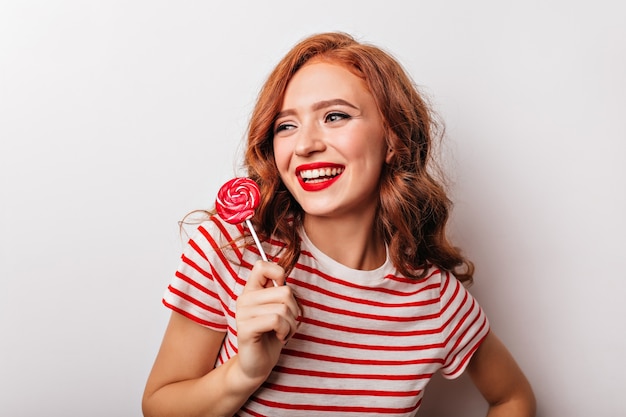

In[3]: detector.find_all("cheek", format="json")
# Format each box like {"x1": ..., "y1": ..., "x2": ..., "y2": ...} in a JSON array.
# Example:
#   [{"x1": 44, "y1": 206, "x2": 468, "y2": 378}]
[{"x1": 272, "y1": 141, "x2": 291, "y2": 174}]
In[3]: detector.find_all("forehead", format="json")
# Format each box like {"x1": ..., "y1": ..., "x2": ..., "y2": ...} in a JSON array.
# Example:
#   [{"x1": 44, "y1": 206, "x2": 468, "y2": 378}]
[{"x1": 282, "y1": 61, "x2": 371, "y2": 105}]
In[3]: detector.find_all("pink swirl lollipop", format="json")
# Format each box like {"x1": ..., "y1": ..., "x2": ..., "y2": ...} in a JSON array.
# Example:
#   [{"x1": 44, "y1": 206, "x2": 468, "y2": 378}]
[
  {"x1": 215, "y1": 178, "x2": 273, "y2": 283},
  {"x1": 215, "y1": 177, "x2": 260, "y2": 224}
]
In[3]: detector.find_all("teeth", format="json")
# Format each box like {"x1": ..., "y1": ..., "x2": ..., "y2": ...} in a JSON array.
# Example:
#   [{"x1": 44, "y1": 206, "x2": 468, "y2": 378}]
[{"x1": 300, "y1": 167, "x2": 344, "y2": 180}]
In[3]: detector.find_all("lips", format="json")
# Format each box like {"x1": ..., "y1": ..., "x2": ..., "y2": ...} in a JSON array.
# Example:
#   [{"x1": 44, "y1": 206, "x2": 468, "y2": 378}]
[{"x1": 296, "y1": 162, "x2": 344, "y2": 192}]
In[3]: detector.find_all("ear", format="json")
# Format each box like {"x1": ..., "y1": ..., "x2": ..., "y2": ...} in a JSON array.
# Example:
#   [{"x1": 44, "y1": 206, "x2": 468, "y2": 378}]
[{"x1": 385, "y1": 147, "x2": 395, "y2": 164}]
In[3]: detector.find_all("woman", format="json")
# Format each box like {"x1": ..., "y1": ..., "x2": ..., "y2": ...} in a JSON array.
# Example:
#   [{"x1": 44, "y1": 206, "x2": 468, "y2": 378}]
[{"x1": 143, "y1": 32, "x2": 535, "y2": 416}]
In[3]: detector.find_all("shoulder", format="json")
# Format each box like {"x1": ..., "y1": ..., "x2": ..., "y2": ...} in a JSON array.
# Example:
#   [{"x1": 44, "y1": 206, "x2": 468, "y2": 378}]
[
  {"x1": 185, "y1": 214, "x2": 246, "y2": 247},
  {"x1": 407, "y1": 265, "x2": 477, "y2": 308},
  {"x1": 176, "y1": 214, "x2": 248, "y2": 267},
  {"x1": 416, "y1": 265, "x2": 468, "y2": 291},
  {"x1": 403, "y1": 264, "x2": 457, "y2": 288},
  {"x1": 185, "y1": 214, "x2": 290, "y2": 268}
]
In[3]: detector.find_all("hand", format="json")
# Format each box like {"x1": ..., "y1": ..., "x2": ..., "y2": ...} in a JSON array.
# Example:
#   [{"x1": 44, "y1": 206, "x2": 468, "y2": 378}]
[{"x1": 235, "y1": 260, "x2": 301, "y2": 383}]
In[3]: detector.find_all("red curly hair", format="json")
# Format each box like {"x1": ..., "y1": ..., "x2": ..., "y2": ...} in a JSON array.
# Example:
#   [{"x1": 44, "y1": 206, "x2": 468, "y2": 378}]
[{"x1": 244, "y1": 32, "x2": 473, "y2": 284}]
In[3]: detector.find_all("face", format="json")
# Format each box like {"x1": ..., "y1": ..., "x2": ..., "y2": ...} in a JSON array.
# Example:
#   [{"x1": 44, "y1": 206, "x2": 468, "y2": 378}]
[{"x1": 273, "y1": 61, "x2": 391, "y2": 221}]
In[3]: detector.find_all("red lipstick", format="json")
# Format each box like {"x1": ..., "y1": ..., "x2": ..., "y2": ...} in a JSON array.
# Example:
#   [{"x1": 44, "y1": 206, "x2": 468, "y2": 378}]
[{"x1": 296, "y1": 163, "x2": 344, "y2": 192}]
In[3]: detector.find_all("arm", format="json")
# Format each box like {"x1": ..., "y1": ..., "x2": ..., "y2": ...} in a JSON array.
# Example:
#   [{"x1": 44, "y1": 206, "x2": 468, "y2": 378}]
[
  {"x1": 142, "y1": 261, "x2": 300, "y2": 417},
  {"x1": 467, "y1": 331, "x2": 536, "y2": 417},
  {"x1": 142, "y1": 312, "x2": 255, "y2": 417}
]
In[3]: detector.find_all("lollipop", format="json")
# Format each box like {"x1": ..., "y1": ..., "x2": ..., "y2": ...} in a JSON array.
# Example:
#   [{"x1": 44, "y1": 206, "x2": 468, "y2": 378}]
[
  {"x1": 215, "y1": 177, "x2": 261, "y2": 226},
  {"x1": 215, "y1": 178, "x2": 273, "y2": 275}
]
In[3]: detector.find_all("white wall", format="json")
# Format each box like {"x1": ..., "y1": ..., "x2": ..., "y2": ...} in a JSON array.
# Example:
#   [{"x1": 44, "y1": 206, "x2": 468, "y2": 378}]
[{"x1": 1, "y1": 1, "x2": 624, "y2": 416}]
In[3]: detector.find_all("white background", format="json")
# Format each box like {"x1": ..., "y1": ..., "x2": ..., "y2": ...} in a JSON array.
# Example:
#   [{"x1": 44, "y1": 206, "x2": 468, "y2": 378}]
[{"x1": 1, "y1": 1, "x2": 624, "y2": 416}]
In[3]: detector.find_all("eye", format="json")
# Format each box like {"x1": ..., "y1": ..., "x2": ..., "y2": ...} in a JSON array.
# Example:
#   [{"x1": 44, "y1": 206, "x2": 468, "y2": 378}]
[
  {"x1": 274, "y1": 122, "x2": 296, "y2": 134},
  {"x1": 325, "y1": 112, "x2": 350, "y2": 123}
]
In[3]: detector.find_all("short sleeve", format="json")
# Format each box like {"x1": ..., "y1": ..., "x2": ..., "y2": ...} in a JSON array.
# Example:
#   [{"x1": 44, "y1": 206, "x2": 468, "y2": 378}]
[
  {"x1": 162, "y1": 221, "x2": 229, "y2": 332},
  {"x1": 439, "y1": 272, "x2": 490, "y2": 379}
]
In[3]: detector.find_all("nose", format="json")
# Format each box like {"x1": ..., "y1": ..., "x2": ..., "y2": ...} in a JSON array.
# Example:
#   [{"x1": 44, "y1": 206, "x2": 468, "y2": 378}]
[{"x1": 294, "y1": 122, "x2": 326, "y2": 157}]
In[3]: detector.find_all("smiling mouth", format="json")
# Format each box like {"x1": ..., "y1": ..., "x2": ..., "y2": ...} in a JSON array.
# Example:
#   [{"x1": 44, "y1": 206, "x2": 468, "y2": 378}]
[{"x1": 299, "y1": 167, "x2": 345, "y2": 183}]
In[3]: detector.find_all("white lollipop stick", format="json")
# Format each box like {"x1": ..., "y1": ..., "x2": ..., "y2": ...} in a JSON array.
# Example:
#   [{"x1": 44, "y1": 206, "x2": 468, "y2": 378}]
[
  {"x1": 245, "y1": 219, "x2": 277, "y2": 287},
  {"x1": 246, "y1": 219, "x2": 268, "y2": 262}
]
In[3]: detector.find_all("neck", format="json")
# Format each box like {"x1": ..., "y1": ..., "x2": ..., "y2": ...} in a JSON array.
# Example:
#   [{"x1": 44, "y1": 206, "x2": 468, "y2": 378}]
[{"x1": 302, "y1": 213, "x2": 386, "y2": 271}]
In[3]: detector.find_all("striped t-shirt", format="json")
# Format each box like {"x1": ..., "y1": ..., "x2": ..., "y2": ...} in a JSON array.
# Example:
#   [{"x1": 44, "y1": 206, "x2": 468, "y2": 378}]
[{"x1": 163, "y1": 215, "x2": 490, "y2": 416}]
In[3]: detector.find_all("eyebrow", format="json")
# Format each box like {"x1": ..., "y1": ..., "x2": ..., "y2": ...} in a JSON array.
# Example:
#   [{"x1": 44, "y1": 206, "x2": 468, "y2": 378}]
[{"x1": 276, "y1": 98, "x2": 358, "y2": 119}]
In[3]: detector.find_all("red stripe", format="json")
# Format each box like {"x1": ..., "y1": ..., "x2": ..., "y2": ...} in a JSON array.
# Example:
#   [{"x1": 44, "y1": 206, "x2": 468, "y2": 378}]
[
  {"x1": 293, "y1": 278, "x2": 439, "y2": 309},
  {"x1": 263, "y1": 382, "x2": 422, "y2": 397},
  {"x1": 251, "y1": 396, "x2": 420, "y2": 414},
  {"x1": 166, "y1": 285, "x2": 223, "y2": 317},
  {"x1": 273, "y1": 365, "x2": 432, "y2": 381},
  {"x1": 238, "y1": 407, "x2": 264, "y2": 417},
  {"x1": 383, "y1": 266, "x2": 438, "y2": 283},
  {"x1": 188, "y1": 238, "x2": 208, "y2": 262},
  {"x1": 298, "y1": 316, "x2": 441, "y2": 337},
  {"x1": 162, "y1": 299, "x2": 226, "y2": 331},
  {"x1": 295, "y1": 263, "x2": 441, "y2": 297},
  {"x1": 298, "y1": 297, "x2": 440, "y2": 322},
  {"x1": 225, "y1": 335, "x2": 238, "y2": 356},
  {"x1": 180, "y1": 254, "x2": 211, "y2": 278},
  {"x1": 293, "y1": 332, "x2": 445, "y2": 352},
  {"x1": 173, "y1": 270, "x2": 216, "y2": 297},
  {"x1": 282, "y1": 347, "x2": 442, "y2": 367}
]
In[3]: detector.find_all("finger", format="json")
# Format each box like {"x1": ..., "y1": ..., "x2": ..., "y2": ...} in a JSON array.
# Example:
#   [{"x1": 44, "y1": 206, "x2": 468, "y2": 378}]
[
  {"x1": 237, "y1": 298, "x2": 299, "y2": 322},
  {"x1": 238, "y1": 308, "x2": 299, "y2": 344},
  {"x1": 245, "y1": 260, "x2": 286, "y2": 290},
  {"x1": 238, "y1": 285, "x2": 301, "y2": 319}
]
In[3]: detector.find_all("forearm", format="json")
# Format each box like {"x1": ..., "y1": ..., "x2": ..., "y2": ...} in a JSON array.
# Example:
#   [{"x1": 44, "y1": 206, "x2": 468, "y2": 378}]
[
  {"x1": 142, "y1": 355, "x2": 265, "y2": 417},
  {"x1": 486, "y1": 398, "x2": 536, "y2": 417},
  {"x1": 485, "y1": 385, "x2": 536, "y2": 417}
]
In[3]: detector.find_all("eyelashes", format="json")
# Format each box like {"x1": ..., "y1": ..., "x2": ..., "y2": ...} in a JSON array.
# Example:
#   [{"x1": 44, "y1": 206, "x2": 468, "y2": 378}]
[
  {"x1": 274, "y1": 123, "x2": 294, "y2": 133},
  {"x1": 325, "y1": 112, "x2": 351, "y2": 123},
  {"x1": 274, "y1": 112, "x2": 352, "y2": 134}
]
